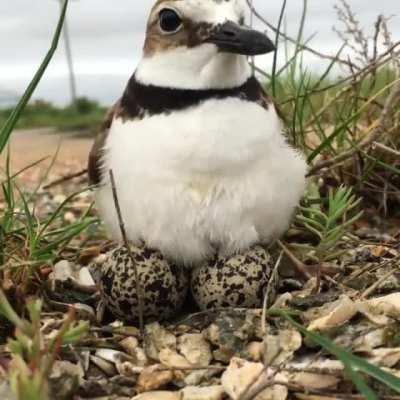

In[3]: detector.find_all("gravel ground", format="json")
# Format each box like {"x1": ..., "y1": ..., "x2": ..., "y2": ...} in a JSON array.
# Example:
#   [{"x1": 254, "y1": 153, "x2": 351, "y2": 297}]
[{"x1": 0, "y1": 128, "x2": 92, "y2": 175}]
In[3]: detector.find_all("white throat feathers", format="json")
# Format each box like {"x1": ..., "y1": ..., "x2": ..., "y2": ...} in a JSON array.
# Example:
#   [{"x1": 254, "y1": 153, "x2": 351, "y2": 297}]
[
  {"x1": 136, "y1": 0, "x2": 261, "y2": 89},
  {"x1": 136, "y1": 45, "x2": 252, "y2": 90}
]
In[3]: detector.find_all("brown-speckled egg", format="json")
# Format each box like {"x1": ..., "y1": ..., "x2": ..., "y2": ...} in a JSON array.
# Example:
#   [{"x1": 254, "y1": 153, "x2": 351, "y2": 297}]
[
  {"x1": 191, "y1": 246, "x2": 272, "y2": 310},
  {"x1": 98, "y1": 245, "x2": 189, "y2": 322}
]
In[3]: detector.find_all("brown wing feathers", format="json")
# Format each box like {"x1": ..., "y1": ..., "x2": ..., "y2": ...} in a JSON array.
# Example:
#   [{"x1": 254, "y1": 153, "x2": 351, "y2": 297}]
[{"x1": 88, "y1": 101, "x2": 122, "y2": 185}]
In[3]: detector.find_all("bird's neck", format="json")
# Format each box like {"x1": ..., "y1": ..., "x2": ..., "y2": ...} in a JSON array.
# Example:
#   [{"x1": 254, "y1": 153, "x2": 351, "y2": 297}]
[
  {"x1": 119, "y1": 74, "x2": 264, "y2": 119},
  {"x1": 135, "y1": 45, "x2": 252, "y2": 90}
]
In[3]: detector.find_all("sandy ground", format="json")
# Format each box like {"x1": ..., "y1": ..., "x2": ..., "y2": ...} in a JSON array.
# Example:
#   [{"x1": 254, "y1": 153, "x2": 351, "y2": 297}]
[{"x1": 0, "y1": 128, "x2": 93, "y2": 177}]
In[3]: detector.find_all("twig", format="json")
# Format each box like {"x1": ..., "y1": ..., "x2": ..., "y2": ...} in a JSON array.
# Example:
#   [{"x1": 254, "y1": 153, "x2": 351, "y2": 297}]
[
  {"x1": 344, "y1": 253, "x2": 400, "y2": 286},
  {"x1": 43, "y1": 168, "x2": 88, "y2": 189},
  {"x1": 308, "y1": 81, "x2": 400, "y2": 176},
  {"x1": 372, "y1": 141, "x2": 400, "y2": 157},
  {"x1": 238, "y1": 366, "x2": 270, "y2": 400},
  {"x1": 261, "y1": 251, "x2": 283, "y2": 335},
  {"x1": 239, "y1": 362, "x2": 286, "y2": 400},
  {"x1": 241, "y1": 379, "x2": 285, "y2": 400},
  {"x1": 245, "y1": 0, "x2": 357, "y2": 69},
  {"x1": 157, "y1": 365, "x2": 226, "y2": 372},
  {"x1": 333, "y1": 0, "x2": 370, "y2": 67},
  {"x1": 281, "y1": 42, "x2": 400, "y2": 104},
  {"x1": 277, "y1": 240, "x2": 311, "y2": 279},
  {"x1": 0, "y1": 156, "x2": 49, "y2": 185},
  {"x1": 361, "y1": 267, "x2": 398, "y2": 299},
  {"x1": 109, "y1": 169, "x2": 145, "y2": 338}
]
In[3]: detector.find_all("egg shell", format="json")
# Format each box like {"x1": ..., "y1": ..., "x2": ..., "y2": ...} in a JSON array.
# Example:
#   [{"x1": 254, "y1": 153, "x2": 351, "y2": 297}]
[
  {"x1": 99, "y1": 245, "x2": 189, "y2": 322},
  {"x1": 191, "y1": 246, "x2": 272, "y2": 310}
]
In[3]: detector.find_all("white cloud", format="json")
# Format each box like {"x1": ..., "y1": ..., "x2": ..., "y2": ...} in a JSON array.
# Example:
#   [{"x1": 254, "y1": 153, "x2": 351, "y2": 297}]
[{"x1": 0, "y1": 0, "x2": 398, "y2": 105}]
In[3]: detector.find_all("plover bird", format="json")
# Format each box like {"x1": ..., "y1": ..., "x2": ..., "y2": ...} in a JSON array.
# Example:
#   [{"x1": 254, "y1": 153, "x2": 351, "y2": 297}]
[{"x1": 89, "y1": 0, "x2": 307, "y2": 268}]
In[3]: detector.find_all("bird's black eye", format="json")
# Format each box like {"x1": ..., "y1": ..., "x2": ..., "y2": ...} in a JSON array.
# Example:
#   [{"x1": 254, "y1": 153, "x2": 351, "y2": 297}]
[{"x1": 159, "y1": 8, "x2": 182, "y2": 33}]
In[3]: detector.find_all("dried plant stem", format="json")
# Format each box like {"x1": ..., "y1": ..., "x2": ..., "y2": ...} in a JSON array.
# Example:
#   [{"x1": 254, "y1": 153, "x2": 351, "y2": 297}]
[
  {"x1": 245, "y1": 0, "x2": 356, "y2": 69},
  {"x1": 261, "y1": 251, "x2": 283, "y2": 335},
  {"x1": 372, "y1": 142, "x2": 400, "y2": 158},
  {"x1": 0, "y1": 156, "x2": 49, "y2": 185},
  {"x1": 109, "y1": 169, "x2": 145, "y2": 338},
  {"x1": 361, "y1": 268, "x2": 398, "y2": 299},
  {"x1": 158, "y1": 365, "x2": 226, "y2": 372},
  {"x1": 282, "y1": 42, "x2": 400, "y2": 105},
  {"x1": 308, "y1": 81, "x2": 400, "y2": 176},
  {"x1": 43, "y1": 168, "x2": 87, "y2": 189},
  {"x1": 239, "y1": 360, "x2": 286, "y2": 400},
  {"x1": 277, "y1": 240, "x2": 311, "y2": 279},
  {"x1": 238, "y1": 366, "x2": 269, "y2": 400}
]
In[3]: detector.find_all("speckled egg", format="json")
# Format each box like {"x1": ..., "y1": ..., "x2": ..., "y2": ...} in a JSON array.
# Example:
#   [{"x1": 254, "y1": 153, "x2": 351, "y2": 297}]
[
  {"x1": 191, "y1": 246, "x2": 272, "y2": 310},
  {"x1": 98, "y1": 245, "x2": 190, "y2": 322}
]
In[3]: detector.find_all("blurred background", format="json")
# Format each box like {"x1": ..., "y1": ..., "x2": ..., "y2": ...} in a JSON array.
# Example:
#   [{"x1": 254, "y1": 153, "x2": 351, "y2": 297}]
[
  {"x1": 1, "y1": 0, "x2": 399, "y2": 107},
  {"x1": 0, "y1": 0, "x2": 399, "y2": 179}
]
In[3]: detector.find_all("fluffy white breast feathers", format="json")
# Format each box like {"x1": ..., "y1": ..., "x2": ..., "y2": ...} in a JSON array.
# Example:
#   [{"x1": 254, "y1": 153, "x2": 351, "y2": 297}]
[{"x1": 90, "y1": 0, "x2": 308, "y2": 267}]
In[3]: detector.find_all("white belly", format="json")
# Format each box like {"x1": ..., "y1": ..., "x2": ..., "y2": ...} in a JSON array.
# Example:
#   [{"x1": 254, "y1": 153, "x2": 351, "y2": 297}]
[{"x1": 96, "y1": 97, "x2": 307, "y2": 266}]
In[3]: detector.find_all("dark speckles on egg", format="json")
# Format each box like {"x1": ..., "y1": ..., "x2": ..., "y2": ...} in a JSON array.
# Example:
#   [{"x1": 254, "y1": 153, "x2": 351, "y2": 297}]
[
  {"x1": 191, "y1": 246, "x2": 273, "y2": 311},
  {"x1": 99, "y1": 245, "x2": 189, "y2": 323}
]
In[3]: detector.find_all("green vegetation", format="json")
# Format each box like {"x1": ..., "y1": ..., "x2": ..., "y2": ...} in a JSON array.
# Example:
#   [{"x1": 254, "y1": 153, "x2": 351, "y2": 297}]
[
  {"x1": 0, "y1": 97, "x2": 106, "y2": 135},
  {"x1": 0, "y1": 0, "x2": 69, "y2": 153},
  {"x1": 274, "y1": 309, "x2": 400, "y2": 400},
  {"x1": 296, "y1": 185, "x2": 363, "y2": 262},
  {"x1": 0, "y1": 291, "x2": 88, "y2": 400},
  {"x1": 0, "y1": 0, "x2": 399, "y2": 399},
  {"x1": 0, "y1": 148, "x2": 98, "y2": 309}
]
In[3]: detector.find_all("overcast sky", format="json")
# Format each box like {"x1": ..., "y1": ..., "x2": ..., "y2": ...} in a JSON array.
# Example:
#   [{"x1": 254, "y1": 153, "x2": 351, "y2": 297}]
[{"x1": 0, "y1": 0, "x2": 398, "y2": 106}]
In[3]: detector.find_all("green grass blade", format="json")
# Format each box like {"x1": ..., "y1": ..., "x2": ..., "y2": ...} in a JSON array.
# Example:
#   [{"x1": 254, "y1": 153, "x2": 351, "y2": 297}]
[
  {"x1": 308, "y1": 77, "x2": 400, "y2": 163},
  {"x1": 36, "y1": 187, "x2": 92, "y2": 240},
  {"x1": 273, "y1": 310, "x2": 400, "y2": 396},
  {"x1": 0, "y1": 157, "x2": 49, "y2": 185},
  {"x1": 271, "y1": 0, "x2": 287, "y2": 98},
  {"x1": 0, "y1": 0, "x2": 69, "y2": 153},
  {"x1": 344, "y1": 366, "x2": 379, "y2": 400}
]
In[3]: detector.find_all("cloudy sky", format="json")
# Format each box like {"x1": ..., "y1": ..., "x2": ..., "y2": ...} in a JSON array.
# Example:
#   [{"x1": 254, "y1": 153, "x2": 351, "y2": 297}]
[{"x1": 0, "y1": 0, "x2": 398, "y2": 106}]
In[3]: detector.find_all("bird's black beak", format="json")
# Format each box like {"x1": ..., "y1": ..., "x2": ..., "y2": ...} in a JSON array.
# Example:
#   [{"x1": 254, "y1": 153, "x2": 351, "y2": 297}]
[{"x1": 207, "y1": 21, "x2": 276, "y2": 56}]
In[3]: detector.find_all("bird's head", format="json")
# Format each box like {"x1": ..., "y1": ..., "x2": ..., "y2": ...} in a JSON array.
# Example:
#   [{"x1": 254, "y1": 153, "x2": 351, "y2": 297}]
[{"x1": 135, "y1": 0, "x2": 275, "y2": 90}]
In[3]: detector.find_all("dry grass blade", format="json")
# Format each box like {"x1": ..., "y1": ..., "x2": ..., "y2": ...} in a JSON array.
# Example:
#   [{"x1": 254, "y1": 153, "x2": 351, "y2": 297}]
[
  {"x1": 43, "y1": 168, "x2": 88, "y2": 190},
  {"x1": 277, "y1": 240, "x2": 311, "y2": 279},
  {"x1": 109, "y1": 169, "x2": 145, "y2": 338},
  {"x1": 308, "y1": 81, "x2": 400, "y2": 175},
  {"x1": 245, "y1": 0, "x2": 357, "y2": 69}
]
